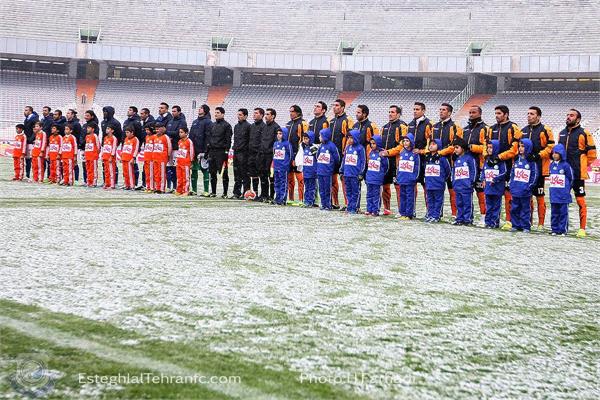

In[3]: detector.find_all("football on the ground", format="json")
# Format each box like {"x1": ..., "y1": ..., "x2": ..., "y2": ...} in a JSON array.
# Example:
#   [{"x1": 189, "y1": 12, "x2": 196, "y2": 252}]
[{"x1": 243, "y1": 190, "x2": 256, "y2": 200}]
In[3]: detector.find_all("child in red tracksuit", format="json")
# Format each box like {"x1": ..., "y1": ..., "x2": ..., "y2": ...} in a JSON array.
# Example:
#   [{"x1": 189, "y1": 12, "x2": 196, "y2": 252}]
[
  {"x1": 143, "y1": 125, "x2": 156, "y2": 192},
  {"x1": 61, "y1": 124, "x2": 78, "y2": 186},
  {"x1": 153, "y1": 123, "x2": 171, "y2": 194},
  {"x1": 12, "y1": 124, "x2": 27, "y2": 181},
  {"x1": 101, "y1": 124, "x2": 118, "y2": 189},
  {"x1": 121, "y1": 127, "x2": 140, "y2": 190},
  {"x1": 84, "y1": 123, "x2": 101, "y2": 187},
  {"x1": 31, "y1": 122, "x2": 47, "y2": 183},
  {"x1": 47, "y1": 125, "x2": 63, "y2": 184},
  {"x1": 175, "y1": 127, "x2": 194, "y2": 195}
]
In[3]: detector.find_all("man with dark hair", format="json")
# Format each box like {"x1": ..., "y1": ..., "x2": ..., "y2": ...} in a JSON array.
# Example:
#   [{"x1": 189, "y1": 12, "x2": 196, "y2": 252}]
[
  {"x1": 189, "y1": 104, "x2": 212, "y2": 196},
  {"x1": 66, "y1": 109, "x2": 82, "y2": 142},
  {"x1": 156, "y1": 102, "x2": 173, "y2": 126},
  {"x1": 52, "y1": 109, "x2": 67, "y2": 135},
  {"x1": 512, "y1": 106, "x2": 555, "y2": 230},
  {"x1": 407, "y1": 102, "x2": 433, "y2": 215},
  {"x1": 66, "y1": 109, "x2": 82, "y2": 181},
  {"x1": 166, "y1": 105, "x2": 187, "y2": 192},
  {"x1": 432, "y1": 102, "x2": 463, "y2": 218},
  {"x1": 101, "y1": 106, "x2": 123, "y2": 185},
  {"x1": 140, "y1": 108, "x2": 155, "y2": 130},
  {"x1": 231, "y1": 108, "x2": 251, "y2": 199},
  {"x1": 80, "y1": 110, "x2": 99, "y2": 185},
  {"x1": 207, "y1": 106, "x2": 232, "y2": 198},
  {"x1": 350, "y1": 104, "x2": 379, "y2": 211},
  {"x1": 23, "y1": 105, "x2": 39, "y2": 179},
  {"x1": 101, "y1": 106, "x2": 123, "y2": 143},
  {"x1": 286, "y1": 105, "x2": 309, "y2": 202},
  {"x1": 329, "y1": 98, "x2": 353, "y2": 209},
  {"x1": 139, "y1": 107, "x2": 155, "y2": 188},
  {"x1": 309, "y1": 101, "x2": 328, "y2": 145},
  {"x1": 122, "y1": 106, "x2": 143, "y2": 187},
  {"x1": 259, "y1": 108, "x2": 280, "y2": 202},
  {"x1": 123, "y1": 106, "x2": 143, "y2": 141},
  {"x1": 248, "y1": 108, "x2": 265, "y2": 197},
  {"x1": 489, "y1": 105, "x2": 522, "y2": 230},
  {"x1": 40, "y1": 106, "x2": 53, "y2": 135},
  {"x1": 380, "y1": 105, "x2": 408, "y2": 215},
  {"x1": 353, "y1": 104, "x2": 379, "y2": 147},
  {"x1": 557, "y1": 109, "x2": 596, "y2": 238},
  {"x1": 463, "y1": 105, "x2": 490, "y2": 223}
]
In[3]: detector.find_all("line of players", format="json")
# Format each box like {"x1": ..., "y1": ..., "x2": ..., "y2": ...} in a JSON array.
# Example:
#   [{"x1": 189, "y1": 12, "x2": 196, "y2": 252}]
[{"x1": 11, "y1": 101, "x2": 596, "y2": 237}]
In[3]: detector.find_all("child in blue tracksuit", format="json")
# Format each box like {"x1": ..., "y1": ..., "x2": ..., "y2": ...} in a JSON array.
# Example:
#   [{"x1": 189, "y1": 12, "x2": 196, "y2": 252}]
[
  {"x1": 273, "y1": 127, "x2": 293, "y2": 205},
  {"x1": 481, "y1": 140, "x2": 507, "y2": 228},
  {"x1": 392, "y1": 133, "x2": 420, "y2": 219},
  {"x1": 365, "y1": 135, "x2": 388, "y2": 216},
  {"x1": 509, "y1": 138, "x2": 538, "y2": 232},
  {"x1": 452, "y1": 137, "x2": 477, "y2": 225},
  {"x1": 548, "y1": 143, "x2": 573, "y2": 235},
  {"x1": 302, "y1": 131, "x2": 318, "y2": 207},
  {"x1": 316, "y1": 128, "x2": 340, "y2": 210},
  {"x1": 424, "y1": 139, "x2": 451, "y2": 222},
  {"x1": 340, "y1": 129, "x2": 366, "y2": 214}
]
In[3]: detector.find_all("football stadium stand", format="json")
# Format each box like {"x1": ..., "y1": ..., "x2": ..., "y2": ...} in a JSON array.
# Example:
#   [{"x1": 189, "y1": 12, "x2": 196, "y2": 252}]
[
  {"x1": 93, "y1": 78, "x2": 208, "y2": 119},
  {"x1": 1, "y1": 70, "x2": 598, "y2": 138},
  {"x1": 480, "y1": 91, "x2": 600, "y2": 133},
  {"x1": 347, "y1": 89, "x2": 461, "y2": 127},
  {"x1": 0, "y1": 70, "x2": 76, "y2": 121},
  {"x1": 1, "y1": 0, "x2": 599, "y2": 55},
  {"x1": 221, "y1": 86, "x2": 340, "y2": 124}
]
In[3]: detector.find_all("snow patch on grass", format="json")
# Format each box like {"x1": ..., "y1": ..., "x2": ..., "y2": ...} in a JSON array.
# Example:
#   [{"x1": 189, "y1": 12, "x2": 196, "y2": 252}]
[{"x1": 1, "y1": 179, "x2": 599, "y2": 398}]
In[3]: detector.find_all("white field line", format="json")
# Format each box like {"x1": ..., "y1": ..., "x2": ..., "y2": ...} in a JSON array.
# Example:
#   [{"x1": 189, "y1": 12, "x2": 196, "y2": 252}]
[{"x1": 0, "y1": 315, "x2": 282, "y2": 400}]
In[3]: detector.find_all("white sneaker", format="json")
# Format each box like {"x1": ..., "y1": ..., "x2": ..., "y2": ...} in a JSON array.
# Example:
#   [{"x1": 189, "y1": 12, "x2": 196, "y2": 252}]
[{"x1": 479, "y1": 214, "x2": 486, "y2": 227}]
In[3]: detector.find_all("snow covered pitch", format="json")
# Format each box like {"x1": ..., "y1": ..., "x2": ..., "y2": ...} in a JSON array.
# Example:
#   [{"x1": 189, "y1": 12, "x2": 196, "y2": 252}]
[{"x1": 1, "y1": 160, "x2": 599, "y2": 399}]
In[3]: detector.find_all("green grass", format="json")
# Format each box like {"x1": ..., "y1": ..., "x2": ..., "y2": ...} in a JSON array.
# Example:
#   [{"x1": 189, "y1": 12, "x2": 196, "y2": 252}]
[
  {"x1": 0, "y1": 299, "x2": 363, "y2": 399},
  {"x1": 1, "y1": 156, "x2": 600, "y2": 399}
]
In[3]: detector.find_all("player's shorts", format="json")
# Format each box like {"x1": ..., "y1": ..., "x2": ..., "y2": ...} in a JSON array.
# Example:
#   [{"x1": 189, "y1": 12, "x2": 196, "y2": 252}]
[
  {"x1": 572, "y1": 179, "x2": 586, "y2": 197},
  {"x1": 533, "y1": 174, "x2": 546, "y2": 197}
]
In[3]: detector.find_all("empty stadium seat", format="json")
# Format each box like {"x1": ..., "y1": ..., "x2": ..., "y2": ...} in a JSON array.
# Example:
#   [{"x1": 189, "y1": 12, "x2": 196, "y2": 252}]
[
  {"x1": 221, "y1": 85, "x2": 340, "y2": 125},
  {"x1": 480, "y1": 91, "x2": 600, "y2": 133},
  {"x1": 1, "y1": 0, "x2": 598, "y2": 55},
  {"x1": 0, "y1": 70, "x2": 76, "y2": 139},
  {"x1": 93, "y1": 78, "x2": 209, "y2": 122},
  {"x1": 347, "y1": 89, "x2": 461, "y2": 127}
]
